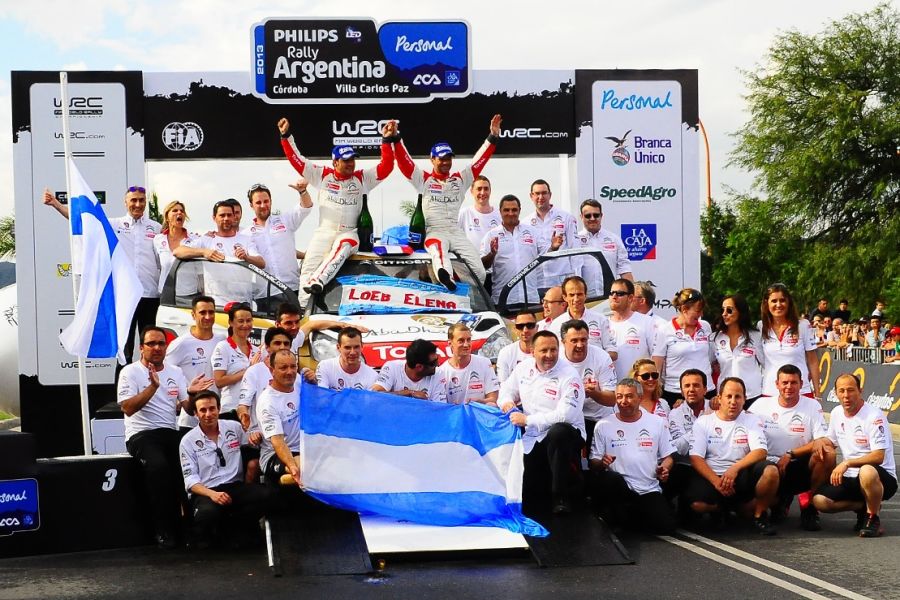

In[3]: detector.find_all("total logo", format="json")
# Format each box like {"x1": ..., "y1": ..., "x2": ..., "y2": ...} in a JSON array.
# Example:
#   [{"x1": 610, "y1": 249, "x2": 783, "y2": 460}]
[
  {"x1": 413, "y1": 73, "x2": 442, "y2": 85},
  {"x1": 162, "y1": 122, "x2": 204, "y2": 151}
]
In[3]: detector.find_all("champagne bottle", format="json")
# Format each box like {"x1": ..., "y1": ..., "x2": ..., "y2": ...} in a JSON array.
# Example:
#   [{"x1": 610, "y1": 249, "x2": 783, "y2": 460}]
[
  {"x1": 357, "y1": 194, "x2": 374, "y2": 252},
  {"x1": 408, "y1": 194, "x2": 426, "y2": 250}
]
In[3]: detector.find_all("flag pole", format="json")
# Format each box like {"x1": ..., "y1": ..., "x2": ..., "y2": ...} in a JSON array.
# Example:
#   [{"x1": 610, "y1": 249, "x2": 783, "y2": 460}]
[{"x1": 60, "y1": 71, "x2": 93, "y2": 457}]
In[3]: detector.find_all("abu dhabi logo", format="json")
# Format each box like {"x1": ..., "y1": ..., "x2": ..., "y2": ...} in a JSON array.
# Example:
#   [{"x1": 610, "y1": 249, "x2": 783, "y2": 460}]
[
  {"x1": 162, "y1": 122, "x2": 204, "y2": 151},
  {"x1": 605, "y1": 129, "x2": 631, "y2": 166}
]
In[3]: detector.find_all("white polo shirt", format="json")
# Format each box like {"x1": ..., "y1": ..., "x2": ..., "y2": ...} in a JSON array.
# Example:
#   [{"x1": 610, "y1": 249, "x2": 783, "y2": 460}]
[
  {"x1": 165, "y1": 331, "x2": 225, "y2": 428},
  {"x1": 652, "y1": 318, "x2": 715, "y2": 394},
  {"x1": 182, "y1": 232, "x2": 262, "y2": 306},
  {"x1": 315, "y1": 357, "x2": 378, "y2": 391},
  {"x1": 558, "y1": 346, "x2": 617, "y2": 421},
  {"x1": 690, "y1": 412, "x2": 767, "y2": 475},
  {"x1": 179, "y1": 420, "x2": 245, "y2": 493},
  {"x1": 257, "y1": 385, "x2": 302, "y2": 473},
  {"x1": 479, "y1": 223, "x2": 547, "y2": 305},
  {"x1": 438, "y1": 355, "x2": 500, "y2": 405},
  {"x1": 748, "y1": 395, "x2": 827, "y2": 462},
  {"x1": 667, "y1": 399, "x2": 712, "y2": 462},
  {"x1": 591, "y1": 410, "x2": 676, "y2": 494},
  {"x1": 711, "y1": 330, "x2": 765, "y2": 399},
  {"x1": 549, "y1": 307, "x2": 617, "y2": 354},
  {"x1": 609, "y1": 311, "x2": 656, "y2": 381},
  {"x1": 496, "y1": 341, "x2": 531, "y2": 383},
  {"x1": 827, "y1": 403, "x2": 896, "y2": 479},
  {"x1": 242, "y1": 205, "x2": 311, "y2": 289},
  {"x1": 212, "y1": 338, "x2": 263, "y2": 413},
  {"x1": 522, "y1": 206, "x2": 580, "y2": 287},
  {"x1": 575, "y1": 227, "x2": 632, "y2": 297},
  {"x1": 117, "y1": 361, "x2": 188, "y2": 441},
  {"x1": 458, "y1": 206, "x2": 501, "y2": 248},
  {"x1": 759, "y1": 319, "x2": 818, "y2": 396},
  {"x1": 110, "y1": 215, "x2": 161, "y2": 298},
  {"x1": 372, "y1": 360, "x2": 449, "y2": 403}
]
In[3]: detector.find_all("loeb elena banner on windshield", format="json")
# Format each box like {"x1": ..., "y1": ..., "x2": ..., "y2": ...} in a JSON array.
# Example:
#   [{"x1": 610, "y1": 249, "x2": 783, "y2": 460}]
[
  {"x1": 252, "y1": 18, "x2": 471, "y2": 103},
  {"x1": 575, "y1": 70, "x2": 699, "y2": 317},
  {"x1": 337, "y1": 275, "x2": 472, "y2": 315}
]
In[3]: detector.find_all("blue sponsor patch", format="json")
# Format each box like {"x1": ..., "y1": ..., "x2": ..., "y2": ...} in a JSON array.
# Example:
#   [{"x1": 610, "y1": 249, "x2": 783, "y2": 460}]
[
  {"x1": 621, "y1": 224, "x2": 657, "y2": 260},
  {"x1": 379, "y1": 22, "x2": 468, "y2": 70},
  {"x1": 0, "y1": 478, "x2": 40, "y2": 536}
]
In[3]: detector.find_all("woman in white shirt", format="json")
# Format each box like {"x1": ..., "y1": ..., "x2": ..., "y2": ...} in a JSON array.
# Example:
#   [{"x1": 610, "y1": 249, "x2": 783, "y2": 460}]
[
  {"x1": 711, "y1": 294, "x2": 764, "y2": 409},
  {"x1": 630, "y1": 358, "x2": 670, "y2": 420},
  {"x1": 652, "y1": 288, "x2": 715, "y2": 404},
  {"x1": 758, "y1": 283, "x2": 820, "y2": 398},
  {"x1": 212, "y1": 302, "x2": 263, "y2": 419},
  {"x1": 153, "y1": 200, "x2": 200, "y2": 296}
]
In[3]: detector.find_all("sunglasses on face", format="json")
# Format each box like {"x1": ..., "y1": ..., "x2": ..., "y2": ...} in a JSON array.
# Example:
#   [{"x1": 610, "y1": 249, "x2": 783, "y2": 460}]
[
  {"x1": 722, "y1": 306, "x2": 735, "y2": 315},
  {"x1": 639, "y1": 372, "x2": 660, "y2": 381},
  {"x1": 127, "y1": 186, "x2": 146, "y2": 194},
  {"x1": 515, "y1": 322, "x2": 537, "y2": 330},
  {"x1": 609, "y1": 290, "x2": 630, "y2": 297},
  {"x1": 582, "y1": 213, "x2": 601, "y2": 220},
  {"x1": 214, "y1": 447, "x2": 226, "y2": 467}
]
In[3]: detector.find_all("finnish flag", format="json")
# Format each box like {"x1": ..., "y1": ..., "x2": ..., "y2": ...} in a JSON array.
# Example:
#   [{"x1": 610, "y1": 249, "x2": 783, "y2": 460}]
[
  {"x1": 300, "y1": 382, "x2": 548, "y2": 537},
  {"x1": 58, "y1": 160, "x2": 142, "y2": 362}
]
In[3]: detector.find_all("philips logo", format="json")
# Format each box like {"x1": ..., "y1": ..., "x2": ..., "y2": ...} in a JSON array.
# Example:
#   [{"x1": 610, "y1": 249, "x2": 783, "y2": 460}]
[{"x1": 162, "y1": 122, "x2": 204, "y2": 151}]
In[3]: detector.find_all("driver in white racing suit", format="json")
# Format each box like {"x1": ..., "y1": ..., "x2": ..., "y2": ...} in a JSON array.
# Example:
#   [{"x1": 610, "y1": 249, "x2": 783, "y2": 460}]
[
  {"x1": 278, "y1": 117, "x2": 397, "y2": 305},
  {"x1": 393, "y1": 114, "x2": 502, "y2": 290}
]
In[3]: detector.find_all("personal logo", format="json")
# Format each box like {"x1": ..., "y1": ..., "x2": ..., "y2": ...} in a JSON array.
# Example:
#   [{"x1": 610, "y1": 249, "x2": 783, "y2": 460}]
[
  {"x1": 606, "y1": 130, "x2": 631, "y2": 166},
  {"x1": 162, "y1": 121, "x2": 204, "y2": 152},
  {"x1": 621, "y1": 224, "x2": 657, "y2": 260},
  {"x1": 733, "y1": 426, "x2": 749, "y2": 445}
]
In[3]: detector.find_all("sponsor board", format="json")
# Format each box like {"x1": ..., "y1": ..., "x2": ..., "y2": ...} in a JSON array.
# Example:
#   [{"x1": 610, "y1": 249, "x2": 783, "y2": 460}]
[
  {"x1": 817, "y1": 352, "x2": 900, "y2": 424},
  {"x1": 251, "y1": 18, "x2": 470, "y2": 103},
  {"x1": 0, "y1": 479, "x2": 40, "y2": 537}
]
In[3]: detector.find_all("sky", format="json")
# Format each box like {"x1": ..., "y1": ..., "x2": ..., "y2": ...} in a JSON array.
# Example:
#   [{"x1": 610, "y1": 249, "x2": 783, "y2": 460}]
[{"x1": 0, "y1": 0, "x2": 888, "y2": 226}]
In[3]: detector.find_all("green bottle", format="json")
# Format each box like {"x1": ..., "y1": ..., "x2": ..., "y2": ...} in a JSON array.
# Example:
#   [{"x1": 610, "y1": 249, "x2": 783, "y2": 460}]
[
  {"x1": 408, "y1": 194, "x2": 426, "y2": 250},
  {"x1": 357, "y1": 194, "x2": 374, "y2": 252}
]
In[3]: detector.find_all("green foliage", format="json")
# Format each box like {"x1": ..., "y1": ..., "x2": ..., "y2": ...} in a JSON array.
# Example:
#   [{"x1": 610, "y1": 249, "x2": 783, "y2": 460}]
[
  {"x1": 399, "y1": 200, "x2": 416, "y2": 218},
  {"x1": 147, "y1": 192, "x2": 162, "y2": 225},
  {"x1": 0, "y1": 215, "x2": 15, "y2": 259},
  {"x1": 706, "y1": 3, "x2": 900, "y2": 323},
  {"x1": 731, "y1": 2, "x2": 900, "y2": 238}
]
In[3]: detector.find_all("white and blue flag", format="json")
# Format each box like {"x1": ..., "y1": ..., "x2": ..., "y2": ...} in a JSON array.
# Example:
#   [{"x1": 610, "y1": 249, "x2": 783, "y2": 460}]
[
  {"x1": 58, "y1": 160, "x2": 142, "y2": 362},
  {"x1": 300, "y1": 382, "x2": 548, "y2": 537}
]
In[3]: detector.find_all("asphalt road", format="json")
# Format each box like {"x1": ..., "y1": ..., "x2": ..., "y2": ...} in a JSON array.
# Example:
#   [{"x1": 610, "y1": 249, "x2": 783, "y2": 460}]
[{"x1": 2, "y1": 455, "x2": 898, "y2": 599}]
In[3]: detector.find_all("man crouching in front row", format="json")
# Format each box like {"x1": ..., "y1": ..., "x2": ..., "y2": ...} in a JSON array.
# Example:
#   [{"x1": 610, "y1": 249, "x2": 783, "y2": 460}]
[{"x1": 686, "y1": 377, "x2": 781, "y2": 535}]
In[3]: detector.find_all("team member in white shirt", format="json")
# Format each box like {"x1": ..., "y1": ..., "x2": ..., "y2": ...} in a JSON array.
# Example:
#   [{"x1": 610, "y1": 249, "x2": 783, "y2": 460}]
[
  {"x1": 153, "y1": 200, "x2": 201, "y2": 297},
  {"x1": 179, "y1": 390, "x2": 273, "y2": 548},
  {"x1": 497, "y1": 312, "x2": 538, "y2": 382},
  {"x1": 536, "y1": 287, "x2": 567, "y2": 332},
  {"x1": 499, "y1": 331, "x2": 585, "y2": 514},
  {"x1": 480, "y1": 194, "x2": 560, "y2": 306},
  {"x1": 758, "y1": 283, "x2": 820, "y2": 398},
  {"x1": 631, "y1": 359, "x2": 671, "y2": 420},
  {"x1": 748, "y1": 364, "x2": 833, "y2": 531},
  {"x1": 174, "y1": 201, "x2": 266, "y2": 306},
  {"x1": 118, "y1": 326, "x2": 205, "y2": 549},
  {"x1": 813, "y1": 373, "x2": 898, "y2": 538},
  {"x1": 589, "y1": 377, "x2": 676, "y2": 534},
  {"x1": 522, "y1": 179, "x2": 579, "y2": 288},
  {"x1": 371, "y1": 339, "x2": 449, "y2": 403},
  {"x1": 212, "y1": 303, "x2": 263, "y2": 419},
  {"x1": 664, "y1": 370, "x2": 712, "y2": 510},
  {"x1": 558, "y1": 319, "x2": 616, "y2": 442},
  {"x1": 548, "y1": 276, "x2": 617, "y2": 359},
  {"x1": 458, "y1": 176, "x2": 500, "y2": 249},
  {"x1": 438, "y1": 323, "x2": 499, "y2": 405},
  {"x1": 257, "y1": 350, "x2": 303, "y2": 487},
  {"x1": 44, "y1": 185, "x2": 162, "y2": 363},
  {"x1": 242, "y1": 180, "x2": 312, "y2": 291},
  {"x1": 315, "y1": 327, "x2": 378, "y2": 391},
  {"x1": 711, "y1": 294, "x2": 764, "y2": 408},
  {"x1": 607, "y1": 279, "x2": 656, "y2": 381},
  {"x1": 165, "y1": 295, "x2": 221, "y2": 430},
  {"x1": 687, "y1": 377, "x2": 780, "y2": 535},
  {"x1": 653, "y1": 288, "x2": 715, "y2": 404},
  {"x1": 237, "y1": 327, "x2": 294, "y2": 483},
  {"x1": 632, "y1": 280, "x2": 668, "y2": 334},
  {"x1": 574, "y1": 199, "x2": 633, "y2": 297}
]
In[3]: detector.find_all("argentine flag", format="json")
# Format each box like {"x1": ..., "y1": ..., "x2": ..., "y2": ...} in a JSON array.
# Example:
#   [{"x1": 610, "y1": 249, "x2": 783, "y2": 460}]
[
  {"x1": 58, "y1": 160, "x2": 142, "y2": 362},
  {"x1": 300, "y1": 382, "x2": 548, "y2": 537}
]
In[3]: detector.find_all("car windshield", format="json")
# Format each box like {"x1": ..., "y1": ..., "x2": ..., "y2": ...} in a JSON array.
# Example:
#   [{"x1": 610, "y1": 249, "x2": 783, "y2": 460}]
[
  {"x1": 165, "y1": 259, "x2": 297, "y2": 320},
  {"x1": 310, "y1": 256, "x2": 492, "y2": 315}
]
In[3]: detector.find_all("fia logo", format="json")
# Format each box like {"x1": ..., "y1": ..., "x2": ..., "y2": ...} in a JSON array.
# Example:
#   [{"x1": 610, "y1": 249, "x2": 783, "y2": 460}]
[{"x1": 162, "y1": 122, "x2": 204, "y2": 151}]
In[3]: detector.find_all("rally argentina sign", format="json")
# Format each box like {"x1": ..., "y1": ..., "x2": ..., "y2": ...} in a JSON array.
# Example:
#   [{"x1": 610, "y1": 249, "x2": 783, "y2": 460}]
[{"x1": 252, "y1": 18, "x2": 471, "y2": 103}]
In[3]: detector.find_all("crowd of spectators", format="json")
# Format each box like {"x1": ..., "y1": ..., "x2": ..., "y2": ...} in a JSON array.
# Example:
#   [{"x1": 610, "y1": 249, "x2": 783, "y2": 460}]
[{"x1": 804, "y1": 298, "x2": 898, "y2": 364}]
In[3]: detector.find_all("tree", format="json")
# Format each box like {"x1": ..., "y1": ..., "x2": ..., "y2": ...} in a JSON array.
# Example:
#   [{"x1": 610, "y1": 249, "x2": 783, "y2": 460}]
[
  {"x1": 0, "y1": 215, "x2": 15, "y2": 259},
  {"x1": 731, "y1": 3, "x2": 899, "y2": 238}
]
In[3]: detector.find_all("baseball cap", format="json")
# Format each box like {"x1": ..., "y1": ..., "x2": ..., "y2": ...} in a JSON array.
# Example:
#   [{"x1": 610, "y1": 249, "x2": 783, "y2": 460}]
[
  {"x1": 332, "y1": 145, "x2": 359, "y2": 160},
  {"x1": 430, "y1": 142, "x2": 454, "y2": 158},
  {"x1": 890, "y1": 327, "x2": 900, "y2": 336}
]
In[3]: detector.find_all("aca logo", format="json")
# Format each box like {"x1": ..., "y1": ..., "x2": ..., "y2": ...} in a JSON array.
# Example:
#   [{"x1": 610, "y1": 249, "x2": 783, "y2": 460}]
[
  {"x1": 621, "y1": 224, "x2": 657, "y2": 260},
  {"x1": 605, "y1": 129, "x2": 631, "y2": 166}
]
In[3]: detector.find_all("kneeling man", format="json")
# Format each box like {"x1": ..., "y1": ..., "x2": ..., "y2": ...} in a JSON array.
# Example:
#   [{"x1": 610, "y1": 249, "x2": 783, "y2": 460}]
[
  {"x1": 687, "y1": 377, "x2": 780, "y2": 535},
  {"x1": 589, "y1": 378, "x2": 676, "y2": 534},
  {"x1": 813, "y1": 373, "x2": 897, "y2": 537}
]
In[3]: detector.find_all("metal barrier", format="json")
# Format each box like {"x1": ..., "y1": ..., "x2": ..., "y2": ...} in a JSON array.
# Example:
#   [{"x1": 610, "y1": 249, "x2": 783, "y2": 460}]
[{"x1": 843, "y1": 346, "x2": 897, "y2": 364}]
